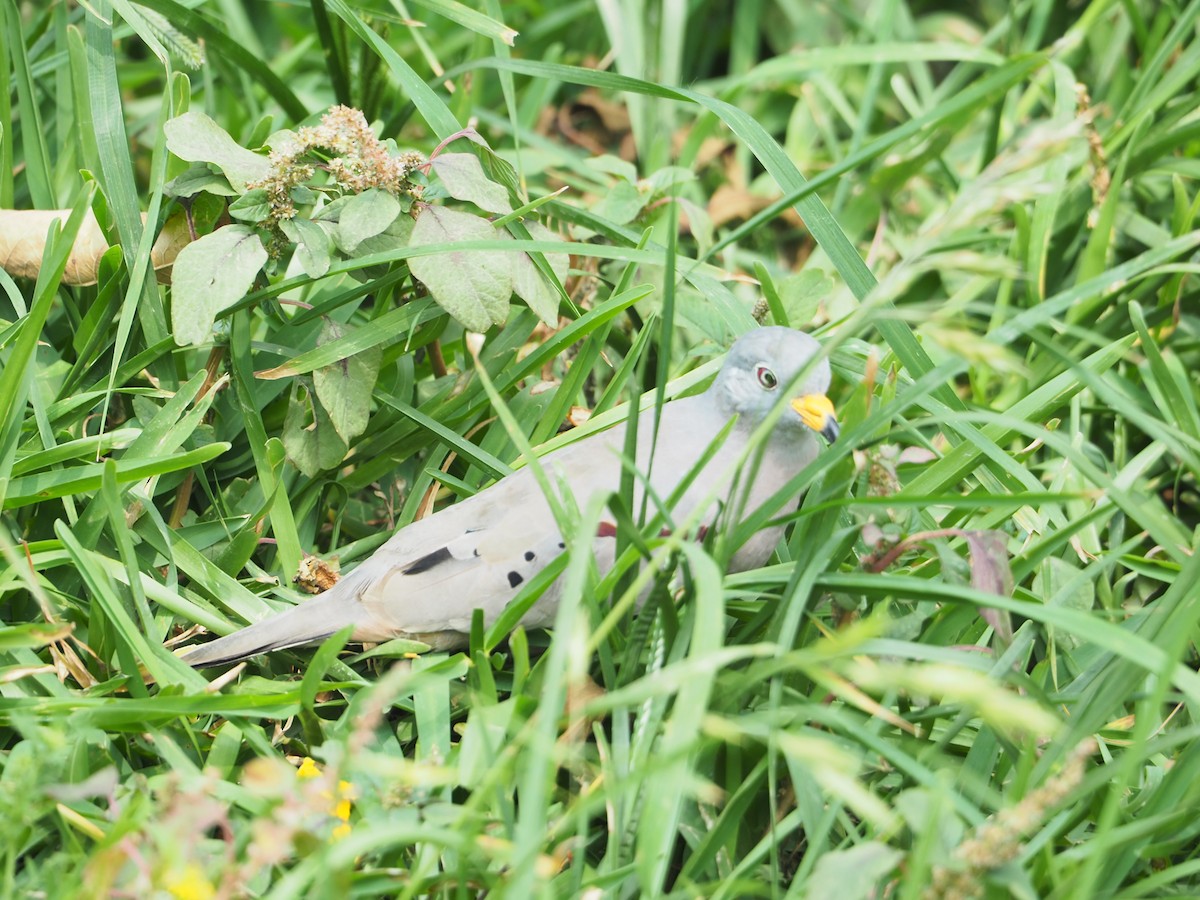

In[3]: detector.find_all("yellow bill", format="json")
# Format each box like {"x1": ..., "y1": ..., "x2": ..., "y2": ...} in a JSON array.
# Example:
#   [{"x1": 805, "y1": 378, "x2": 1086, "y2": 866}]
[{"x1": 791, "y1": 393, "x2": 839, "y2": 443}]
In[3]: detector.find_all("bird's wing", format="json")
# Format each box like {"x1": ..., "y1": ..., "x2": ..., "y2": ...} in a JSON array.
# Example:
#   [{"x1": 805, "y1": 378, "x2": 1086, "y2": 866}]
[{"x1": 351, "y1": 423, "x2": 635, "y2": 636}]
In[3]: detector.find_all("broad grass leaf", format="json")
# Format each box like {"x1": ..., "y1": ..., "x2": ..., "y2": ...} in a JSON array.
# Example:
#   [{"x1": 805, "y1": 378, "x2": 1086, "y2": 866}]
[
  {"x1": 163, "y1": 111, "x2": 271, "y2": 191},
  {"x1": 0, "y1": 622, "x2": 73, "y2": 652},
  {"x1": 312, "y1": 319, "x2": 381, "y2": 443},
  {"x1": 170, "y1": 224, "x2": 267, "y2": 345},
  {"x1": 409, "y1": 206, "x2": 512, "y2": 331},
  {"x1": 432, "y1": 152, "x2": 512, "y2": 214}
]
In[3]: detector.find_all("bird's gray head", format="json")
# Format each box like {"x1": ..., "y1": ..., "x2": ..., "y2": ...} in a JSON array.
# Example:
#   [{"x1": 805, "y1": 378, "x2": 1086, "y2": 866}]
[{"x1": 711, "y1": 326, "x2": 839, "y2": 443}]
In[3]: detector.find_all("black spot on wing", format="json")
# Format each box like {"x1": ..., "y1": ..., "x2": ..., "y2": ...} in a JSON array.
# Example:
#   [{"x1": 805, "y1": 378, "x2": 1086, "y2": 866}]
[
  {"x1": 401, "y1": 546, "x2": 453, "y2": 575},
  {"x1": 524, "y1": 550, "x2": 535, "y2": 561},
  {"x1": 508, "y1": 571, "x2": 523, "y2": 588}
]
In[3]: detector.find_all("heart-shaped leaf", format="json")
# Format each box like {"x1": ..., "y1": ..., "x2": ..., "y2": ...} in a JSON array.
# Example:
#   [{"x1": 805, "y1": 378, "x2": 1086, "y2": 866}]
[
  {"x1": 431, "y1": 152, "x2": 513, "y2": 214},
  {"x1": 170, "y1": 224, "x2": 267, "y2": 345},
  {"x1": 510, "y1": 222, "x2": 569, "y2": 325},
  {"x1": 312, "y1": 320, "x2": 382, "y2": 443},
  {"x1": 335, "y1": 188, "x2": 401, "y2": 253},
  {"x1": 281, "y1": 218, "x2": 333, "y2": 278},
  {"x1": 281, "y1": 381, "x2": 347, "y2": 476},
  {"x1": 409, "y1": 206, "x2": 513, "y2": 332},
  {"x1": 164, "y1": 111, "x2": 272, "y2": 191}
]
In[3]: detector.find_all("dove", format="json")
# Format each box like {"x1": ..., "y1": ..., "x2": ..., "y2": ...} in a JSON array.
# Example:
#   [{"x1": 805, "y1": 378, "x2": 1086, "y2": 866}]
[{"x1": 181, "y1": 326, "x2": 838, "y2": 667}]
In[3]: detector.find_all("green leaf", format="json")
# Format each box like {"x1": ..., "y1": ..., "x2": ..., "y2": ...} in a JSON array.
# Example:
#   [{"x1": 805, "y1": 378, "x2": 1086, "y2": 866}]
[
  {"x1": 281, "y1": 382, "x2": 347, "y2": 476},
  {"x1": 4, "y1": 444, "x2": 231, "y2": 509},
  {"x1": 163, "y1": 110, "x2": 272, "y2": 191},
  {"x1": 0, "y1": 622, "x2": 74, "y2": 652},
  {"x1": 431, "y1": 152, "x2": 512, "y2": 214},
  {"x1": 593, "y1": 178, "x2": 645, "y2": 224},
  {"x1": 676, "y1": 197, "x2": 713, "y2": 254},
  {"x1": 347, "y1": 210, "x2": 414, "y2": 269},
  {"x1": 407, "y1": 0, "x2": 518, "y2": 45},
  {"x1": 509, "y1": 221, "x2": 567, "y2": 325},
  {"x1": 806, "y1": 842, "x2": 904, "y2": 900},
  {"x1": 312, "y1": 319, "x2": 382, "y2": 443},
  {"x1": 585, "y1": 154, "x2": 638, "y2": 181},
  {"x1": 1036, "y1": 557, "x2": 1095, "y2": 651},
  {"x1": 408, "y1": 206, "x2": 513, "y2": 331},
  {"x1": 334, "y1": 188, "x2": 401, "y2": 253},
  {"x1": 646, "y1": 165, "x2": 695, "y2": 194},
  {"x1": 227, "y1": 188, "x2": 271, "y2": 222},
  {"x1": 779, "y1": 268, "x2": 834, "y2": 327},
  {"x1": 163, "y1": 164, "x2": 237, "y2": 198},
  {"x1": 170, "y1": 224, "x2": 267, "y2": 345},
  {"x1": 280, "y1": 217, "x2": 333, "y2": 278}
]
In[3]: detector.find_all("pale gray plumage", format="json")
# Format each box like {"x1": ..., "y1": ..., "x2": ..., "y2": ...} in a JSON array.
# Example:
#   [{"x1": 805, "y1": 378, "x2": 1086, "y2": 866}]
[{"x1": 181, "y1": 327, "x2": 838, "y2": 668}]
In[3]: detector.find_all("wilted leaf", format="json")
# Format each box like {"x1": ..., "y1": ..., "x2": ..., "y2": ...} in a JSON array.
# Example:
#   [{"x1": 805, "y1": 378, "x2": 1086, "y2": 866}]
[
  {"x1": 281, "y1": 381, "x2": 347, "y2": 476},
  {"x1": 164, "y1": 111, "x2": 272, "y2": 191},
  {"x1": 432, "y1": 153, "x2": 512, "y2": 214},
  {"x1": 708, "y1": 183, "x2": 803, "y2": 229},
  {"x1": 861, "y1": 521, "x2": 885, "y2": 547},
  {"x1": 335, "y1": 189, "x2": 401, "y2": 253},
  {"x1": 312, "y1": 320, "x2": 382, "y2": 443},
  {"x1": 170, "y1": 224, "x2": 267, "y2": 345},
  {"x1": 962, "y1": 530, "x2": 1014, "y2": 642},
  {"x1": 409, "y1": 206, "x2": 513, "y2": 331},
  {"x1": 280, "y1": 217, "x2": 333, "y2": 278},
  {"x1": 294, "y1": 554, "x2": 341, "y2": 594},
  {"x1": 509, "y1": 221, "x2": 568, "y2": 325},
  {"x1": 897, "y1": 446, "x2": 938, "y2": 465},
  {"x1": 806, "y1": 842, "x2": 903, "y2": 900}
]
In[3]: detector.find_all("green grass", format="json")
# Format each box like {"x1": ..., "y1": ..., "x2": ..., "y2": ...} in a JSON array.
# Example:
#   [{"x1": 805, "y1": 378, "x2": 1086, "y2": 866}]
[{"x1": 2, "y1": 0, "x2": 1200, "y2": 896}]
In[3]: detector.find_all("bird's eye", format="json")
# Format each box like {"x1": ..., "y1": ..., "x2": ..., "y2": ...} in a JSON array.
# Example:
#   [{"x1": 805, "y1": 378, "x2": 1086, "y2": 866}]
[{"x1": 756, "y1": 365, "x2": 778, "y2": 390}]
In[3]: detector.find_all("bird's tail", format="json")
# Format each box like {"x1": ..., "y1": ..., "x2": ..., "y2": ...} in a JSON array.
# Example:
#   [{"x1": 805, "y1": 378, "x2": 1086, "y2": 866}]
[{"x1": 179, "y1": 591, "x2": 367, "y2": 668}]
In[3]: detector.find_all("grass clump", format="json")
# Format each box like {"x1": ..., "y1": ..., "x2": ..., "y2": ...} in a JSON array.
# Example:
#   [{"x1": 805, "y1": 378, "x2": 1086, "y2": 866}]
[{"x1": 1, "y1": 1, "x2": 1199, "y2": 897}]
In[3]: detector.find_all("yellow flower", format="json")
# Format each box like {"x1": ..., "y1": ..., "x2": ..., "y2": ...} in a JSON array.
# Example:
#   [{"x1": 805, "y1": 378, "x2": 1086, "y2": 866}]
[
  {"x1": 295, "y1": 759, "x2": 355, "y2": 839},
  {"x1": 165, "y1": 862, "x2": 215, "y2": 900},
  {"x1": 334, "y1": 781, "x2": 353, "y2": 823}
]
